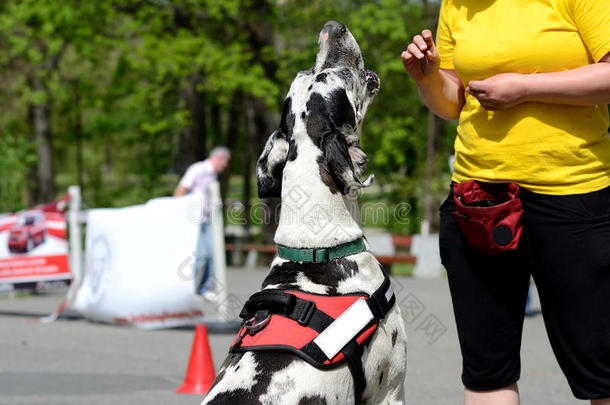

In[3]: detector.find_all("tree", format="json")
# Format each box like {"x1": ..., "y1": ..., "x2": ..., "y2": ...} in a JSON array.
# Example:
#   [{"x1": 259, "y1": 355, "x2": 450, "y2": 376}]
[
  {"x1": 0, "y1": 1, "x2": 116, "y2": 205},
  {"x1": 0, "y1": 0, "x2": 451, "y2": 237}
]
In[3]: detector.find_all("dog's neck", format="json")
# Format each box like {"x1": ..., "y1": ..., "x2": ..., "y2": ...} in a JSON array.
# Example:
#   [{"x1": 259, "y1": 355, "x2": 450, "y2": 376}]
[{"x1": 273, "y1": 132, "x2": 363, "y2": 249}]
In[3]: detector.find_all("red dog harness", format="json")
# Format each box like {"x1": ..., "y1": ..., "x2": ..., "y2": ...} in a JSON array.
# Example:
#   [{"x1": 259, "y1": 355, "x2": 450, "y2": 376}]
[{"x1": 230, "y1": 274, "x2": 395, "y2": 404}]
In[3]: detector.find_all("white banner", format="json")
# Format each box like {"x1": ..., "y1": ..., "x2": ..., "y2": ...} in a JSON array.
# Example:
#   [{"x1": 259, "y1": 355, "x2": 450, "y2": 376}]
[{"x1": 72, "y1": 194, "x2": 206, "y2": 329}]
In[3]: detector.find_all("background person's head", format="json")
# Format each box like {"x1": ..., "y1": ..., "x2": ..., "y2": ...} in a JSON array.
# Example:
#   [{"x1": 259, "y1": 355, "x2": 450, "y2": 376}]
[{"x1": 209, "y1": 146, "x2": 231, "y2": 174}]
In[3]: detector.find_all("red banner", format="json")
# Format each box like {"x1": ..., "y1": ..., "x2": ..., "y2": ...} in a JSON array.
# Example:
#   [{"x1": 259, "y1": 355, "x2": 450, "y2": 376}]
[
  {"x1": 0, "y1": 255, "x2": 70, "y2": 283},
  {"x1": 0, "y1": 195, "x2": 71, "y2": 284}
]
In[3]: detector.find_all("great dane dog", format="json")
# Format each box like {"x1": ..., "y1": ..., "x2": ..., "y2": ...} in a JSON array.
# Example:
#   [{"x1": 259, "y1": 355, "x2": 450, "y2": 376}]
[{"x1": 202, "y1": 21, "x2": 407, "y2": 405}]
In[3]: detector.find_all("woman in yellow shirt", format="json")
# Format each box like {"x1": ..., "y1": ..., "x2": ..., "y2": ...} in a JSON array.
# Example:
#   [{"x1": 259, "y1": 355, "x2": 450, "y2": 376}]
[{"x1": 402, "y1": 0, "x2": 610, "y2": 404}]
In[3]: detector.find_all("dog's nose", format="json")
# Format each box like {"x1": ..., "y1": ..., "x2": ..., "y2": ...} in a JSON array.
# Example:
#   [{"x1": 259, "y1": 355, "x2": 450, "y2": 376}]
[
  {"x1": 322, "y1": 20, "x2": 346, "y2": 36},
  {"x1": 323, "y1": 20, "x2": 343, "y2": 30}
]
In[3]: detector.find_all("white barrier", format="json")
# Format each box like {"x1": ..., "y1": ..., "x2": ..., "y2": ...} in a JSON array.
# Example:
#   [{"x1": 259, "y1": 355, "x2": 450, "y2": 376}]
[
  {"x1": 208, "y1": 181, "x2": 231, "y2": 321},
  {"x1": 71, "y1": 193, "x2": 207, "y2": 328},
  {"x1": 411, "y1": 234, "x2": 443, "y2": 279},
  {"x1": 68, "y1": 186, "x2": 83, "y2": 285}
]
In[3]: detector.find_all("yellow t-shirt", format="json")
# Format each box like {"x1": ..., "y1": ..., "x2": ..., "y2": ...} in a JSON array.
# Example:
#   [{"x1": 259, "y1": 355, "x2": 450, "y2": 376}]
[{"x1": 437, "y1": 0, "x2": 610, "y2": 194}]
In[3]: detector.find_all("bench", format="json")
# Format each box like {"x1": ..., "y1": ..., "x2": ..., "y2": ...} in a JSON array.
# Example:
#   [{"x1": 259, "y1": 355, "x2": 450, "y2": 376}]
[{"x1": 225, "y1": 235, "x2": 417, "y2": 266}]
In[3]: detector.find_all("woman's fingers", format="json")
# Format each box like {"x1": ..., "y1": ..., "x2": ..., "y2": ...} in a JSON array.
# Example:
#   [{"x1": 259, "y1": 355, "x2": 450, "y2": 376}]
[
  {"x1": 401, "y1": 51, "x2": 414, "y2": 70},
  {"x1": 466, "y1": 81, "x2": 490, "y2": 107},
  {"x1": 422, "y1": 30, "x2": 436, "y2": 51},
  {"x1": 466, "y1": 81, "x2": 489, "y2": 100},
  {"x1": 407, "y1": 43, "x2": 425, "y2": 59},
  {"x1": 413, "y1": 35, "x2": 428, "y2": 52},
  {"x1": 466, "y1": 80, "x2": 484, "y2": 92},
  {"x1": 402, "y1": 29, "x2": 440, "y2": 80},
  {"x1": 470, "y1": 92, "x2": 498, "y2": 110},
  {"x1": 466, "y1": 86, "x2": 480, "y2": 96}
]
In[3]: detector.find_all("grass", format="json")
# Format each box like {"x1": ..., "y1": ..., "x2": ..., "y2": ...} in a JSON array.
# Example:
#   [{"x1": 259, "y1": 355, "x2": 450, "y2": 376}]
[{"x1": 390, "y1": 263, "x2": 414, "y2": 277}]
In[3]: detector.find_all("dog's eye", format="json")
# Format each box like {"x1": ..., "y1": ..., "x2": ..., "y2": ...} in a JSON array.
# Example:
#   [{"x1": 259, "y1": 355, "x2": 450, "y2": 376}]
[{"x1": 340, "y1": 26, "x2": 347, "y2": 35}]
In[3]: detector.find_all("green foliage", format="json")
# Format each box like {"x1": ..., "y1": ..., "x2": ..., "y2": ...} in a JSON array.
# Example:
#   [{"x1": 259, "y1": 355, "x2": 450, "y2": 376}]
[
  {"x1": 0, "y1": 132, "x2": 37, "y2": 212},
  {"x1": 0, "y1": 0, "x2": 451, "y2": 234}
]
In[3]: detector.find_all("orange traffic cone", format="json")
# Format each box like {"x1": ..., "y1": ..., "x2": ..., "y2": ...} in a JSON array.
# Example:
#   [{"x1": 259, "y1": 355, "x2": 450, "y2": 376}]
[{"x1": 176, "y1": 324, "x2": 216, "y2": 394}]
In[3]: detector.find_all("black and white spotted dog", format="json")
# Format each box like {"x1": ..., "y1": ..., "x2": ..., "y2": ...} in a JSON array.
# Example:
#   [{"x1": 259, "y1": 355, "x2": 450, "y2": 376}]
[{"x1": 202, "y1": 21, "x2": 407, "y2": 405}]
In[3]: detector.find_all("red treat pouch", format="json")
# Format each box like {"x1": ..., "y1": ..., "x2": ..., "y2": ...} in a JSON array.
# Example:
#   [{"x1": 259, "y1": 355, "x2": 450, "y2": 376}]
[{"x1": 452, "y1": 181, "x2": 523, "y2": 255}]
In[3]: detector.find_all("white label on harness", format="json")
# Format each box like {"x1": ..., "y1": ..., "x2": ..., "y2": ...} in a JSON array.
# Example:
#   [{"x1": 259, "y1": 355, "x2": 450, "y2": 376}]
[
  {"x1": 313, "y1": 298, "x2": 374, "y2": 360},
  {"x1": 384, "y1": 285, "x2": 394, "y2": 302}
]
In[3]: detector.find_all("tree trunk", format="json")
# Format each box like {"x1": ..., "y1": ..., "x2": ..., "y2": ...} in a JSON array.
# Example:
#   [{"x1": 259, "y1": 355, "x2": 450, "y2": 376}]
[
  {"x1": 222, "y1": 91, "x2": 243, "y2": 224},
  {"x1": 25, "y1": 102, "x2": 39, "y2": 206},
  {"x1": 251, "y1": 97, "x2": 280, "y2": 245},
  {"x1": 422, "y1": 112, "x2": 445, "y2": 235},
  {"x1": 421, "y1": 0, "x2": 444, "y2": 235},
  {"x1": 210, "y1": 100, "x2": 222, "y2": 141},
  {"x1": 176, "y1": 75, "x2": 207, "y2": 175},
  {"x1": 211, "y1": 99, "x2": 230, "y2": 200},
  {"x1": 32, "y1": 71, "x2": 55, "y2": 202},
  {"x1": 243, "y1": 99, "x2": 256, "y2": 231},
  {"x1": 241, "y1": 0, "x2": 280, "y2": 244},
  {"x1": 74, "y1": 92, "x2": 84, "y2": 190}
]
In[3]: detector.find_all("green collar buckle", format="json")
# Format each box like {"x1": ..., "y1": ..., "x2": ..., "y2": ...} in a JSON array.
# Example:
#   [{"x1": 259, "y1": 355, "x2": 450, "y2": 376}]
[{"x1": 276, "y1": 238, "x2": 367, "y2": 263}]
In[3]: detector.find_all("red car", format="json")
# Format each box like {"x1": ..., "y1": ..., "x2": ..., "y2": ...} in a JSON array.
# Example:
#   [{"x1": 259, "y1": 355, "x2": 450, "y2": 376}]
[{"x1": 8, "y1": 210, "x2": 47, "y2": 253}]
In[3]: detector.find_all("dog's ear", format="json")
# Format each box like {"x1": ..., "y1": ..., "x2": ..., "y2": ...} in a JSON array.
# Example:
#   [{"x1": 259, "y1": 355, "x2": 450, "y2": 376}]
[
  {"x1": 257, "y1": 97, "x2": 296, "y2": 198},
  {"x1": 322, "y1": 130, "x2": 362, "y2": 195},
  {"x1": 318, "y1": 87, "x2": 372, "y2": 195},
  {"x1": 256, "y1": 128, "x2": 290, "y2": 198}
]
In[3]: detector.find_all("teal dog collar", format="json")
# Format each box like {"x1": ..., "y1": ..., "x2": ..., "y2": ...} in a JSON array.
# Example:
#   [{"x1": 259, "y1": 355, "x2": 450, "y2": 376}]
[{"x1": 277, "y1": 238, "x2": 367, "y2": 263}]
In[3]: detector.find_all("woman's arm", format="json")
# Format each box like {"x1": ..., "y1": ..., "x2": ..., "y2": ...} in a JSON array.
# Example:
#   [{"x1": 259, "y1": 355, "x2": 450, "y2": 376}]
[
  {"x1": 417, "y1": 68, "x2": 465, "y2": 120},
  {"x1": 401, "y1": 30, "x2": 465, "y2": 120},
  {"x1": 467, "y1": 52, "x2": 610, "y2": 110}
]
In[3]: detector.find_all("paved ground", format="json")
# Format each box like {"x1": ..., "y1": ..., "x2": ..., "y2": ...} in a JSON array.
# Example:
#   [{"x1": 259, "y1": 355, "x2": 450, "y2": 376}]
[{"x1": 0, "y1": 268, "x2": 585, "y2": 404}]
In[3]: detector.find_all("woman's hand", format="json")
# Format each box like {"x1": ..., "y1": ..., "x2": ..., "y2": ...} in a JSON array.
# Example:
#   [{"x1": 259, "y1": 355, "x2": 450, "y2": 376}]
[
  {"x1": 400, "y1": 29, "x2": 465, "y2": 119},
  {"x1": 466, "y1": 73, "x2": 527, "y2": 110},
  {"x1": 401, "y1": 30, "x2": 440, "y2": 83}
]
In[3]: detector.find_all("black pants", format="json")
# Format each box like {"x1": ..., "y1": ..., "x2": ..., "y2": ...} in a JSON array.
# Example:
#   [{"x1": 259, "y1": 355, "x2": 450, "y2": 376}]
[{"x1": 439, "y1": 184, "x2": 610, "y2": 400}]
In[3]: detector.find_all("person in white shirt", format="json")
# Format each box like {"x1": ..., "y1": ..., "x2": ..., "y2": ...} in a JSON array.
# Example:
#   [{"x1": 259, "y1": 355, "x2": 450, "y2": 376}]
[{"x1": 174, "y1": 146, "x2": 231, "y2": 298}]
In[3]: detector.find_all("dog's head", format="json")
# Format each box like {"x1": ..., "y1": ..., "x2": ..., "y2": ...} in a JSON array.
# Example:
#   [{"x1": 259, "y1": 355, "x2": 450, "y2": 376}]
[{"x1": 257, "y1": 21, "x2": 379, "y2": 198}]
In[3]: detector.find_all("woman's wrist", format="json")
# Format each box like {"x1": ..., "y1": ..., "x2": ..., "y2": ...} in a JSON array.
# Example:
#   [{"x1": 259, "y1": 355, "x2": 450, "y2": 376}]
[
  {"x1": 497, "y1": 73, "x2": 531, "y2": 105},
  {"x1": 414, "y1": 68, "x2": 441, "y2": 88},
  {"x1": 514, "y1": 74, "x2": 532, "y2": 103},
  {"x1": 415, "y1": 71, "x2": 443, "y2": 103}
]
